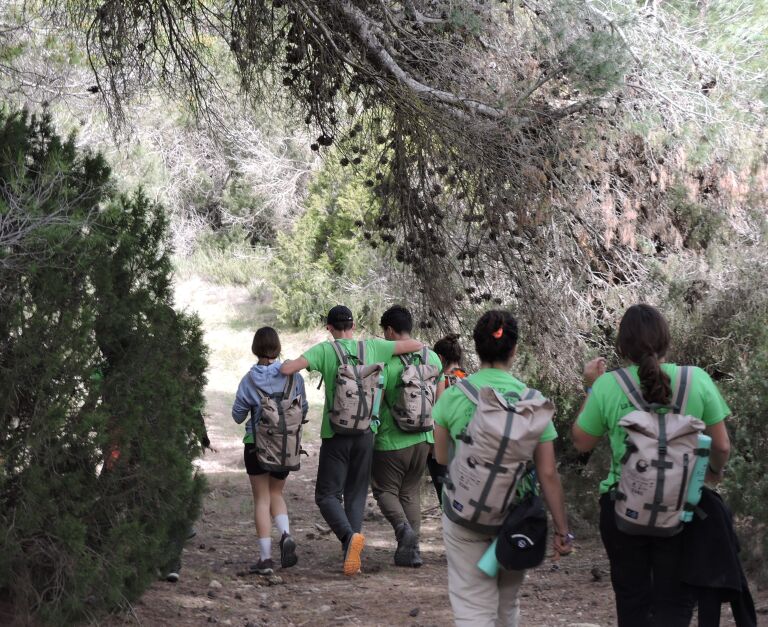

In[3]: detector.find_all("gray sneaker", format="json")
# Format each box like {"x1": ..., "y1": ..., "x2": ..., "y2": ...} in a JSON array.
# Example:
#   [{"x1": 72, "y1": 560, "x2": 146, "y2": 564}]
[{"x1": 394, "y1": 523, "x2": 418, "y2": 567}]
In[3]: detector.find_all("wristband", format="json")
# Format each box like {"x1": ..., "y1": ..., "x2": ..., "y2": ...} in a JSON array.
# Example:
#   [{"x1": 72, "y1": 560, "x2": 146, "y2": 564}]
[
  {"x1": 707, "y1": 463, "x2": 723, "y2": 475},
  {"x1": 555, "y1": 531, "x2": 575, "y2": 543}
]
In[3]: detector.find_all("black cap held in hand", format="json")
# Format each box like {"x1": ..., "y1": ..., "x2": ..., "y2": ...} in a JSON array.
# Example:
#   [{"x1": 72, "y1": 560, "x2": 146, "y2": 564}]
[{"x1": 326, "y1": 305, "x2": 354, "y2": 325}]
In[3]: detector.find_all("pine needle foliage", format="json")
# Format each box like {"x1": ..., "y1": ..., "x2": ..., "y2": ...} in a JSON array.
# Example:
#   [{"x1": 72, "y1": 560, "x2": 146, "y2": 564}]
[{"x1": 0, "y1": 108, "x2": 208, "y2": 624}]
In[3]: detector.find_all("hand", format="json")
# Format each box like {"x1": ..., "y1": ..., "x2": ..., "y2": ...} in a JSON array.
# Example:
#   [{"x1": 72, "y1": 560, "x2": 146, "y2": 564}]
[
  {"x1": 583, "y1": 357, "x2": 607, "y2": 388},
  {"x1": 553, "y1": 532, "x2": 574, "y2": 556},
  {"x1": 705, "y1": 468, "x2": 723, "y2": 485}
]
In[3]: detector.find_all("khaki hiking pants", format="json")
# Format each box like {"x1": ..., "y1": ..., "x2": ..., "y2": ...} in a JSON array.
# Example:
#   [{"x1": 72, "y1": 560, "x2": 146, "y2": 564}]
[
  {"x1": 442, "y1": 514, "x2": 524, "y2": 627},
  {"x1": 371, "y1": 441, "x2": 430, "y2": 535}
]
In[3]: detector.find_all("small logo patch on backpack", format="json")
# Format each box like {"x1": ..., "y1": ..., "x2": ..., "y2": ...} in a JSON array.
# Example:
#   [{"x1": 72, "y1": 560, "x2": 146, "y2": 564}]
[
  {"x1": 453, "y1": 500, "x2": 464, "y2": 512},
  {"x1": 626, "y1": 509, "x2": 639, "y2": 520},
  {"x1": 635, "y1": 459, "x2": 649, "y2": 473}
]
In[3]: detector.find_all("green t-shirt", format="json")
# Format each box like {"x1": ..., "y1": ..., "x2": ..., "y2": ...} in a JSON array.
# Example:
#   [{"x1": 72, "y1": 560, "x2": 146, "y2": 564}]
[
  {"x1": 576, "y1": 364, "x2": 730, "y2": 494},
  {"x1": 432, "y1": 368, "x2": 558, "y2": 444},
  {"x1": 303, "y1": 338, "x2": 397, "y2": 439},
  {"x1": 375, "y1": 349, "x2": 444, "y2": 452}
]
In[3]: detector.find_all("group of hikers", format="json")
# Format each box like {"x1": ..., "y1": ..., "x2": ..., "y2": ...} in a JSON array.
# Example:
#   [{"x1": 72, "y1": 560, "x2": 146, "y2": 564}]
[{"x1": 229, "y1": 303, "x2": 756, "y2": 627}]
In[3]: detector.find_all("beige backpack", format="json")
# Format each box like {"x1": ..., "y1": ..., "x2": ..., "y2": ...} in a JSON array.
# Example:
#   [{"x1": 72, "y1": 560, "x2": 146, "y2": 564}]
[
  {"x1": 252, "y1": 375, "x2": 306, "y2": 471},
  {"x1": 391, "y1": 348, "x2": 440, "y2": 433},
  {"x1": 443, "y1": 381, "x2": 555, "y2": 534},
  {"x1": 328, "y1": 340, "x2": 385, "y2": 435},
  {"x1": 612, "y1": 366, "x2": 706, "y2": 536}
]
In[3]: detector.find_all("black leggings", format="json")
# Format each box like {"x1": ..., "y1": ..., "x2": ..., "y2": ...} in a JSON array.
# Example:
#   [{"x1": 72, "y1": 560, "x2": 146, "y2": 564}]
[{"x1": 599, "y1": 493, "x2": 695, "y2": 627}]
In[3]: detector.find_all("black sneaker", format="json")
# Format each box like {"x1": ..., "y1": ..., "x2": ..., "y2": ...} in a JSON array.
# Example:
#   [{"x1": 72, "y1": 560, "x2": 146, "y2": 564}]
[
  {"x1": 165, "y1": 571, "x2": 180, "y2": 583},
  {"x1": 280, "y1": 532, "x2": 298, "y2": 569},
  {"x1": 249, "y1": 558, "x2": 274, "y2": 575},
  {"x1": 394, "y1": 523, "x2": 418, "y2": 567}
]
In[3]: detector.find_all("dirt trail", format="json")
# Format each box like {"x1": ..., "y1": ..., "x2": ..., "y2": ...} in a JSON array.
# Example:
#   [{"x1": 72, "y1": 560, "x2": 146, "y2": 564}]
[{"x1": 111, "y1": 278, "x2": 762, "y2": 627}]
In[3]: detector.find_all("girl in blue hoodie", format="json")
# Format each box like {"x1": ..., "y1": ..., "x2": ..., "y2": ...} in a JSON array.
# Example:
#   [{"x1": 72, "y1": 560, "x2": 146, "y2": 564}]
[{"x1": 232, "y1": 327, "x2": 308, "y2": 575}]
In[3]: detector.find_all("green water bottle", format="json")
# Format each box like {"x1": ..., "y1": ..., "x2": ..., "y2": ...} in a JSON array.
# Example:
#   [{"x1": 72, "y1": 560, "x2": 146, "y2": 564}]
[
  {"x1": 477, "y1": 539, "x2": 500, "y2": 577},
  {"x1": 680, "y1": 434, "x2": 711, "y2": 523}
]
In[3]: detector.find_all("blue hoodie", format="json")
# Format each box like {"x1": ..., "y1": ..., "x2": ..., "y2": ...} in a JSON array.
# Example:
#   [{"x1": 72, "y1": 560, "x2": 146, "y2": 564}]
[{"x1": 231, "y1": 361, "x2": 309, "y2": 443}]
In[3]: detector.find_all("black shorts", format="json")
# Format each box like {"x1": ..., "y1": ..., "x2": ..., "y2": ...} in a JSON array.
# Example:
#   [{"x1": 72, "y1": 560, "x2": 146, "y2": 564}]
[{"x1": 243, "y1": 443, "x2": 289, "y2": 480}]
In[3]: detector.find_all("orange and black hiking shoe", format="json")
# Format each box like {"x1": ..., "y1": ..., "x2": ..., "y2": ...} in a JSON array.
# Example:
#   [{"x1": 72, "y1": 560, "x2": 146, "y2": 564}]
[{"x1": 343, "y1": 533, "x2": 365, "y2": 576}]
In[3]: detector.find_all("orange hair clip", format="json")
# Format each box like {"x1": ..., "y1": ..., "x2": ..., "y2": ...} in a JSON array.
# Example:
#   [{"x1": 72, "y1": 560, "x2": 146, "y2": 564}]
[{"x1": 492, "y1": 327, "x2": 504, "y2": 339}]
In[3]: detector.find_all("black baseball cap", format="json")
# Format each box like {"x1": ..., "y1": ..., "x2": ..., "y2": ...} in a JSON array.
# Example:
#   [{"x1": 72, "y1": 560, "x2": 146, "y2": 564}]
[{"x1": 326, "y1": 305, "x2": 354, "y2": 326}]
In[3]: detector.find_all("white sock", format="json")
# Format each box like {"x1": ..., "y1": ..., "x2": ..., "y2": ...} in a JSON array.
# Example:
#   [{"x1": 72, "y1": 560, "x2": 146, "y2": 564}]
[
  {"x1": 258, "y1": 537, "x2": 272, "y2": 561},
  {"x1": 274, "y1": 514, "x2": 290, "y2": 536}
]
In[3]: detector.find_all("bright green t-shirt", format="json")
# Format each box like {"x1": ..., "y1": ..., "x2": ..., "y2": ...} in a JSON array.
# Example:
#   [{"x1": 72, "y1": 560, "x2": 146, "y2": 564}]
[
  {"x1": 303, "y1": 338, "x2": 396, "y2": 439},
  {"x1": 432, "y1": 368, "x2": 558, "y2": 444},
  {"x1": 576, "y1": 364, "x2": 731, "y2": 494},
  {"x1": 375, "y1": 349, "x2": 444, "y2": 452}
]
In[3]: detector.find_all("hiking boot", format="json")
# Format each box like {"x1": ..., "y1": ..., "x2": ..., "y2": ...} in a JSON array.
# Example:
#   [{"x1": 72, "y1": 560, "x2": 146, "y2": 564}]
[
  {"x1": 249, "y1": 558, "x2": 274, "y2": 576},
  {"x1": 343, "y1": 533, "x2": 365, "y2": 576},
  {"x1": 165, "y1": 571, "x2": 180, "y2": 583},
  {"x1": 280, "y1": 532, "x2": 298, "y2": 569},
  {"x1": 394, "y1": 522, "x2": 418, "y2": 567},
  {"x1": 411, "y1": 544, "x2": 423, "y2": 568}
]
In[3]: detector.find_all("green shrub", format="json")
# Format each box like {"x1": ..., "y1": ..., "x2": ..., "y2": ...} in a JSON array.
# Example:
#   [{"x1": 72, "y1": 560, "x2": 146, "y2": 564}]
[
  {"x1": 268, "y1": 160, "x2": 388, "y2": 330},
  {"x1": 0, "y1": 109, "x2": 208, "y2": 623}
]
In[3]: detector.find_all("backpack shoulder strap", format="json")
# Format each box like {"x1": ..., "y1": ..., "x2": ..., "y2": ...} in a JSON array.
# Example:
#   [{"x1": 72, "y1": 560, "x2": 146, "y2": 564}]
[
  {"x1": 612, "y1": 368, "x2": 649, "y2": 412},
  {"x1": 399, "y1": 353, "x2": 412, "y2": 368},
  {"x1": 330, "y1": 340, "x2": 349, "y2": 366},
  {"x1": 521, "y1": 388, "x2": 539, "y2": 401},
  {"x1": 672, "y1": 366, "x2": 692, "y2": 414},
  {"x1": 357, "y1": 340, "x2": 367, "y2": 365},
  {"x1": 455, "y1": 379, "x2": 479, "y2": 406},
  {"x1": 282, "y1": 373, "x2": 296, "y2": 400},
  {"x1": 421, "y1": 347, "x2": 429, "y2": 365}
]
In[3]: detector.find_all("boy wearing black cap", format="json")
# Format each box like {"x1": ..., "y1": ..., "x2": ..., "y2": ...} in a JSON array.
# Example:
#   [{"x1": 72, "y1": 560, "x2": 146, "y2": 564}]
[{"x1": 281, "y1": 305, "x2": 423, "y2": 576}]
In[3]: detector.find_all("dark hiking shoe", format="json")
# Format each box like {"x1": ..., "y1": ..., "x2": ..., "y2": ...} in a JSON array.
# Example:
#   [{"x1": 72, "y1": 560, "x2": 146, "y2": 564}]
[
  {"x1": 411, "y1": 545, "x2": 423, "y2": 568},
  {"x1": 280, "y1": 532, "x2": 298, "y2": 569},
  {"x1": 394, "y1": 523, "x2": 418, "y2": 567},
  {"x1": 165, "y1": 571, "x2": 180, "y2": 583},
  {"x1": 249, "y1": 559, "x2": 274, "y2": 575},
  {"x1": 343, "y1": 533, "x2": 365, "y2": 576}
]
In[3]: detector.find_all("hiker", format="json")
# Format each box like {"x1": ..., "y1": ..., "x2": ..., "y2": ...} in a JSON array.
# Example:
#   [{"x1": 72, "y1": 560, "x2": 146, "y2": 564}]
[
  {"x1": 232, "y1": 327, "x2": 308, "y2": 576},
  {"x1": 434, "y1": 333, "x2": 467, "y2": 387},
  {"x1": 427, "y1": 333, "x2": 467, "y2": 504},
  {"x1": 433, "y1": 310, "x2": 572, "y2": 627},
  {"x1": 280, "y1": 305, "x2": 423, "y2": 576},
  {"x1": 371, "y1": 305, "x2": 445, "y2": 567},
  {"x1": 571, "y1": 303, "x2": 732, "y2": 627}
]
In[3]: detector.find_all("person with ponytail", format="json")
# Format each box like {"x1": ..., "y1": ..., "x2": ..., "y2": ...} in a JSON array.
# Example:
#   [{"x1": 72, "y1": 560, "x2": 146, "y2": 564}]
[
  {"x1": 572, "y1": 304, "x2": 732, "y2": 627},
  {"x1": 433, "y1": 310, "x2": 571, "y2": 626}
]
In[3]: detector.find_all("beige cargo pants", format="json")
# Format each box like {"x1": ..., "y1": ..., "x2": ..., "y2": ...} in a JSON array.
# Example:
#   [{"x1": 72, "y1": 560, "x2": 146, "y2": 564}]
[{"x1": 442, "y1": 514, "x2": 525, "y2": 627}]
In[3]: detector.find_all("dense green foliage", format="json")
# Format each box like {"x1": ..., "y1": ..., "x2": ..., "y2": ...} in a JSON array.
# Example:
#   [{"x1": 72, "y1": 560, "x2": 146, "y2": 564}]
[
  {"x1": 268, "y1": 160, "x2": 388, "y2": 331},
  {"x1": 0, "y1": 109, "x2": 208, "y2": 624}
]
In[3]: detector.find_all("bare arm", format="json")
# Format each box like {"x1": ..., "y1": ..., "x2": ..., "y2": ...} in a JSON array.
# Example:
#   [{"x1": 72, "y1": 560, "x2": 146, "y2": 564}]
[
  {"x1": 534, "y1": 440, "x2": 572, "y2": 555},
  {"x1": 704, "y1": 419, "x2": 731, "y2": 484},
  {"x1": 280, "y1": 356, "x2": 309, "y2": 375},
  {"x1": 434, "y1": 424, "x2": 451, "y2": 465},
  {"x1": 393, "y1": 338, "x2": 423, "y2": 355},
  {"x1": 571, "y1": 423, "x2": 601, "y2": 453}
]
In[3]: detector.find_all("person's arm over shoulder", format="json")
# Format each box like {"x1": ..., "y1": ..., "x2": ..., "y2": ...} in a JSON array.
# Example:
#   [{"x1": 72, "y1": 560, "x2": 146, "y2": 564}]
[
  {"x1": 393, "y1": 338, "x2": 423, "y2": 356},
  {"x1": 280, "y1": 356, "x2": 309, "y2": 375},
  {"x1": 232, "y1": 374, "x2": 255, "y2": 424},
  {"x1": 283, "y1": 342, "x2": 326, "y2": 375}
]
